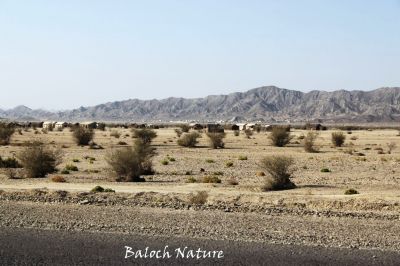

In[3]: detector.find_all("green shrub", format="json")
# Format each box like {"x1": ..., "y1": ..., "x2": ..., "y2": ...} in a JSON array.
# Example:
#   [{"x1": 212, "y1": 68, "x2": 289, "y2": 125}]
[
  {"x1": 186, "y1": 176, "x2": 197, "y2": 183},
  {"x1": 72, "y1": 127, "x2": 94, "y2": 146},
  {"x1": 177, "y1": 132, "x2": 201, "y2": 147},
  {"x1": 238, "y1": 155, "x2": 248, "y2": 160},
  {"x1": 106, "y1": 139, "x2": 155, "y2": 182},
  {"x1": 72, "y1": 159, "x2": 80, "y2": 163},
  {"x1": 0, "y1": 123, "x2": 15, "y2": 145},
  {"x1": 202, "y1": 175, "x2": 222, "y2": 183},
  {"x1": 303, "y1": 131, "x2": 319, "y2": 153},
  {"x1": 269, "y1": 127, "x2": 293, "y2": 147},
  {"x1": 331, "y1": 132, "x2": 346, "y2": 147},
  {"x1": 0, "y1": 156, "x2": 21, "y2": 168},
  {"x1": 60, "y1": 169, "x2": 70, "y2": 174},
  {"x1": 206, "y1": 132, "x2": 226, "y2": 149},
  {"x1": 132, "y1": 128, "x2": 157, "y2": 144},
  {"x1": 65, "y1": 164, "x2": 78, "y2": 171},
  {"x1": 321, "y1": 168, "x2": 331, "y2": 173},
  {"x1": 180, "y1": 124, "x2": 190, "y2": 133},
  {"x1": 260, "y1": 155, "x2": 295, "y2": 191},
  {"x1": 205, "y1": 159, "x2": 215, "y2": 163},
  {"x1": 213, "y1": 171, "x2": 224, "y2": 176},
  {"x1": 17, "y1": 141, "x2": 63, "y2": 178},
  {"x1": 168, "y1": 157, "x2": 176, "y2": 162},
  {"x1": 344, "y1": 188, "x2": 359, "y2": 195},
  {"x1": 225, "y1": 161, "x2": 234, "y2": 167},
  {"x1": 161, "y1": 159, "x2": 169, "y2": 165},
  {"x1": 110, "y1": 130, "x2": 121, "y2": 138},
  {"x1": 91, "y1": 186, "x2": 104, "y2": 193}
]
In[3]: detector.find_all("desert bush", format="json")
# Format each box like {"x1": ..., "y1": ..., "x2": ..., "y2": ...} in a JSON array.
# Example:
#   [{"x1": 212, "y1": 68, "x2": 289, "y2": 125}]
[
  {"x1": 61, "y1": 169, "x2": 70, "y2": 174},
  {"x1": 17, "y1": 141, "x2": 63, "y2": 178},
  {"x1": 180, "y1": 124, "x2": 190, "y2": 133},
  {"x1": 161, "y1": 159, "x2": 169, "y2": 165},
  {"x1": 65, "y1": 164, "x2": 78, "y2": 171},
  {"x1": 202, "y1": 175, "x2": 221, "y2": 183},
  {"x1": 206, "y1": 132, "x2": 226, "y2": 149},
  {"x1": 0, "y1": 123, "x2": 15, "y2": 145},
  {"x1": 117, "y1": 141, "x2": 128, "y2": 145},
  {"x1": 233, "y1": 130, "x2": 240, "y2": 136},
  {"x1": 72, "y1": 127, "x2": 94, "y2": 146},
  {"x1": 106, "y1": 139, "x2": 155, "y2": 181},
  {"x1": 256, "y1": 171, "x2": 265, "y2": 176},
  {"x1": 225, "y1": 161, "x2": 234, "y2": 167},
  {"x1": 0, "y1": 156, "x2": 21, "y2": 168},
  {"x1": 189, "y1": 191, "x2": 208, "y2": 205},
  {"x1": 177, "y1": 132, "x2": 201, "y2": 147},
  {"x1": 260, "y1": 155, "x2": 295, "y2": 191},
  {"x1": 320, "y1": 168, "x2": 331, "y2": 172},
  {"x1": 174, "y1": 129, "x2": 183, "y2": 137},
  {"x1": 238, "y1": 155, "x2": 248, "y2": 160},
  {"x1": 97, "y1": 123, "x2": 106, "y2": 131},
  {"x1": 91, "y1": 185, "x2": 104, "y2": 192},
  {"x1": 244, "y1": 129, "x2": 253, "y2": 138},
  {"x1": 3, "y1": 168, "x2": 19, "y2": 179},
  {"x1": 52, "y1": 175, "x2": 66, "y2": 183},
  {"x1": 168, "y1": 157, "x2": 176, "y2": 162},
  {"x1": 303, "y1": 131, "x2": 319, "y2": 153},
  {"x1": 205, "y1": 159, "x2": 214, "y2": 163},
  {"x1": 269, "y1": 127, "x2": 293, "y2": 147},
  {"x1": 72, "y1": 159, "x2": 80, "y2": 163},
  {"x1": 110, "y1": 130, "x2": 121, "y2": 138},
  {"x1": 344, "y1": 188, "x2": 359, "y2": 195},
  {"x1": 331, "y1": 131, "x2": 346, "y2": 147},
  {"x1": 186, "y1": 176, "x2": 197, "y2": 183},
  {"x1": 387, "y1": 142, "x2": 397, "y2": 154},
  {"x1": 132, "y1": 128, "x2": 157, "y2": 144}
]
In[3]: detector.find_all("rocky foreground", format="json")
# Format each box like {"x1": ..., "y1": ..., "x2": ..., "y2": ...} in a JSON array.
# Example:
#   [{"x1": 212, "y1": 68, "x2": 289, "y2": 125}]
[{"x1": 1, "y1": 189, "x2": 400, "y2": 253}]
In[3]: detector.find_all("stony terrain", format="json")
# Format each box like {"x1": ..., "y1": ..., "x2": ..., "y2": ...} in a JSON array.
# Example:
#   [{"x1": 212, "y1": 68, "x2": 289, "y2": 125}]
[
  {"x1": 1, "y1": 127, "x2": 400, "y2": 253},
  {"x1": 2, "y1": 86, "x2": 400, "y2": 122}
]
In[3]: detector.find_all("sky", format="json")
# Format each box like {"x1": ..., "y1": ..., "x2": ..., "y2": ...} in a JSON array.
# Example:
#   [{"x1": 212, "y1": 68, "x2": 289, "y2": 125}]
[{"x1": 0, "y1": 0, "x2": 399, "y2": 110}]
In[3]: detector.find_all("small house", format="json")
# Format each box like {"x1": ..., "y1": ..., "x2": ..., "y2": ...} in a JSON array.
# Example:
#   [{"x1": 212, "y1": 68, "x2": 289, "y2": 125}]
[
  {"x1": 80, "y1": 122, "x2": 97, "y2": 129},
  {"x1": 55, "y1": 122, "x2": 68, "y2": 130}
]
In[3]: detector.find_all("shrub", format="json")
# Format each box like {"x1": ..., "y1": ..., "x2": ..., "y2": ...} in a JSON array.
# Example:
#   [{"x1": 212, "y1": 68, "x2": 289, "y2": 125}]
[
  {"x1": 65, "y1": 164, "x2": 78, "y2": 171},
  {"x1": 344, "y1": 188, "x2": 359, "y2": 195},
  {"x1": 225, "y1": 161, "x2": 234, "y2": 167},
  {"x1": 387, "y1": 142, "x2": 397, "y2": 154},
  {"x1": 52, "y1": 175, "x2": 66, "y2": 183},
  {"x1": 186, "y1": 176, "x2": 197, "y2": 183},
  {"x1": 238, "y1": 155, "x2": 248, "y2": 160},
  {"x1": 106, "y1": 139, "x2": 155, "y2": 182},
  {"x1": 168, "y1": 157, "x2": 176, "y2": 162},
  {"x1": 180, "y1": 124, "x2": 190, "y2": 133},
  {"x1": 177, "y1": 132, "x2": 201, "y2": 147},
  {"x1": 17, "y1": 141, "x2": 63, "y2": 178},
  {"x1": 233, "y1": 130, "x2": 240, "y2": 136},
  {"x1": 320, "y1": 168, "x2": 331, "y2": 173},
  {"x1": 3, "y1": 168, "x2": 19, "y2": 179},
  {"x1": 132, "y1": 128, "x2": 157, "y2": 144},
  {"x1": 260, "y1": 155, "x2": 295, "y2": 191},
  {"x1": 0, "y1": 123, "x2": 15, "y2": 145},
  {"x1": 205, "y1": 159, "x2": 215, "y2": 163},
  {"x1": 97, "y1": 123, "x2": 106, "y2": 131},
  {"x1": 72, "y1": 159, "x2": 80, "y2": 163},
  {"x1": 61, "y1": 169, "x2": 70, "y2": 174},
  {"x1": 303, "y1": 131, "x2": 319, "y2": 153},
  {"x1": 213, "y1": 171, "x2": 224, "y2": 176},
  {"x1": 104, "y1": 188, "x2": 115, "y2": 193},
  {"x1": 174, "y1": 129, "x2": 183, "y2": 137},
  {"x1": 110, "y1": 130, "x2": 121, "y2": 138},
  {"x1": 91, "y1": 185, "x2": 104, "y2": 193},
  {"x1": 189, "y1": 191, "x2": 208, "y2": 205},
  {"x1": 161, "y1": 159, "x2": 169, "y2": 165},
  {"x1": 117, "y1": 141, "x2": 128, "y2": 145},
  {"x1": 202, "y1": 175, "x2": 222, "y2": 183},
  {"x1": 269, "y1": 127, "x2": 293, "y2": 147},
  {"x1": 0, "y1": 156, "x2": 21, "y2": 168},
  {"x1": 206, "y1": 132, "x2": 226, "y2": 149},
  {"x1": 72, "y1": 127, "x2": 94, "y2": 146},
  {"x1": 331, "y1": 132, "x2": 346, "y2": 147},
  {"x1": 244, "y1": 129, "x2": 253, "y2": 138}
]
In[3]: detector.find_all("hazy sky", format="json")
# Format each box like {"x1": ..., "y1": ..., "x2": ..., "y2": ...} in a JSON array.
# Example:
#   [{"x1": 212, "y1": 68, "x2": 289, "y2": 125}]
[{"x1": 0, "y1": 0, "x2": 399, "y2": 110}]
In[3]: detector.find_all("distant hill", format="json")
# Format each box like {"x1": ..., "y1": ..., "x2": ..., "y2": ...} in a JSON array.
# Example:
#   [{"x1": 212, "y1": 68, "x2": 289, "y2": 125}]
[{"x1": 2, "y1": 86, "x2": 400, "y2": 123}]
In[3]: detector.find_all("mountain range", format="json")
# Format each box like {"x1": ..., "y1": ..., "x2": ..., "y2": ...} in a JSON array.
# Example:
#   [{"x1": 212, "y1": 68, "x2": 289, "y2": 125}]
[{"x1": 1, "y1": 86, "x2": 400, "y2": 123}]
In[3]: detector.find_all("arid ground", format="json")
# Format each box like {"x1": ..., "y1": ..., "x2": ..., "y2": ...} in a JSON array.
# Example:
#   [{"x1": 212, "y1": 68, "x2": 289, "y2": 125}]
[{"x1": 1, "y1": 127, "x2": 400, "y2": 264}]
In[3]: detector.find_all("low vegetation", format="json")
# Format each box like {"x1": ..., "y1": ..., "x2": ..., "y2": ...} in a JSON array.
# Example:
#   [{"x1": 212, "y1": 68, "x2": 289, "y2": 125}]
[
  {"x1": 132, "y1": 128, "x2": 157, "y2": 144},
  {"x1": 17, "y1": 141, "x2": 63, "y2": 178},
  {"x1": 188, "y1": 191, "x2": 208, "y2": 205},
  {"x1": 206, "y1": 132, "x2": 226, "y2": 149},
  {"x1": 269, "y1": 127, "x2": 293, "y2": 147},
  {"x1": 260, "y1": 155, "x2": 295, "y2": 191},
  {"x1": 177, "y1": 132, "x2": 201, "y2": 147},
  {"x1": 344, "y1": 188, "x2": 359, "y2": 195},
  {"x1": 303, "y1": 131, "x2": 319, "y2": 153},
  {"x1": 0, "y1": 123, "x2": 15, "y2": 145},
  {"x1": 72, "y1": 127, "x2": 94, "y2": 146},
  {"x1": 331, "y1": 131, "x2": 346, "y2": 147}
]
